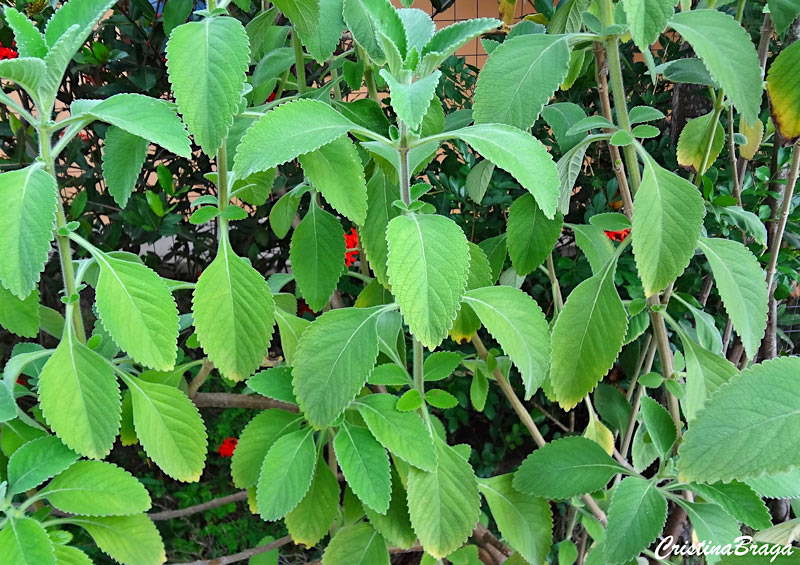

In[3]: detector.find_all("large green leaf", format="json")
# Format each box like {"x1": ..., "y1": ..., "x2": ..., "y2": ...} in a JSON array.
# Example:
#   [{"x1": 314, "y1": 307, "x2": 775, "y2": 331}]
[
  {"x1": 273, "y1": 0, "x2": 321, "y2": 46},
  {"x1": 463, "y1": 286, "x2": 550, "y2": 399},
  {"x1": 449, "y1": 124, "x2": 560, "y2": 218},
  {"x1": 380, "y1": 70, "x2": 441, "y2": 131},
  {"x1": 697, "y1": 237, "x2": 767, "y2": 360},
  {"x1": 479, "y1": 474, "x2": 552, "y2": 565},
  {"x1": 298, "y1": 136, "x2": 367, "y2": 224},
  {"x1": 7, "y1": 435, "x2": 77, "y2": 494},
  {"x1": 0, "y1": 517, "x2": 54, "y2": 565},
  {"x1": 102, "y1": 127, "x2": 149, "y2": 209},
  {"x1": 0, "y1": 286, "x2": 39, "y2": 337},
  {"x1": 569, "y1": 223, "x2": 615, "y2": 275},
  {"x1": 386, "y1": 214, "x2": 469, "y2": 349},
  {"x1": 632, "y1": 156, "x2": 705, "y2": 296},
  {"x1": 301, "y1": 0, "x2": 344, "y2": 63},
  {"x1": 679, "y1": 357, "x2": 800, "y2": 483},
  {"x1": 334, "y1": 423, "x2": 391, "y2": 513},
  {"x1": 290, "y1": 204, "x2": 346, "y2": 311},
  {"x1": 193, "y1": 239, "x2": 275, "y2": 381},
  {"x1": 355, "y1": 393, "x2": 436, "y2": 471},
  {"x1": 343, "y1": 0, "x2": 389, "y2": 64},
  {"x1": 766, "y1": 41, "x2": 800, "y2": 142},
  {"x1": 71, "y1": 515, "x2": 166, "y2": 565},
  {"x1": 231, "y1": 409, "x2": 302, "y2": 488},
  {"x1": 41, "y1": 460, "x2": 151, "y2": 516},
  {"x1": 680, "y1": 333, "x2": 738, "y2": 422},
  {"x1": 473, "y1": 34, "x2": 570, "y2": 130},
  {"x1": 4, "y1": 8, "x2": 47, "y2": 58},
  {"x1": 513, "y1": 436, "x2": 627, "y2": 499},
  {"x1": 417, "y1": 18, "x2": 499, "y2": 75},
  {"x1": 604, "y1": 477, "x2": 667, "y2": 564},
  {"x1": 622, "y1": 0, "x2": 674, "y2": 51},
  {"x1": 322, "y1": 523, "x2": 390, "y2": 565},
  {"x1": 44, "y1": 0, "x2": 114, "y2": 49},
  {"x1": 292, "y1": 306, "x2": 383, "y2": 427},
  {"x1": 407, "y1": 440, "x2": 481, "y2": 559},
  {"x1": 286, "y1": 457, "x2": 339, "y2": 547},
  {"x1": 550, "y1": 257, "x2": 627, "y2": 410},
  {"x1": 362, "y1": 170, "x2": 400, "y2": 288},
  {"x1": 638, "y1": 396, "x2": 676, "y2": 457},
  {"x1": 364, "y1": 466, "x2": 417, "y2": 548},
  {"x1": 166, "y1": 16, "x2": 249, "y2": 155},
  {"x1": 128, "y1": 377, "x2": 207, "y2": 482},
  {"x1": 39, "y1": 332, "x2": 120, "y2": 459},
  {"x1": 746, "y1": 469, "x2": 800, "y2": 499},
  {"x1": 275, "y1": 309, "x2": 310, "y2": 366},
  {"x1": 256, "y1": 428, "x2": 317, "y2": 520},
  {"x1": 234, "y1": 100, "x2": 356, "y2": 179},
  {"x1": 94, "y1": 253, "x2": 179, "y2": 371},
  {"x1": 668, "y1": 10, "x2": 762, "y2": 124},
  {"x1": 507, "y1": 193, "x2": 562, "y2": 275},
  {"x1": 53, "y1": 545, "x2": 92, "y2": 565},
  {"x1": 768, "y1": 0, "x2": 800, "y2": 36},
  {"x1": 0, "y1": 164, "x2": 58, "y2": 299},
  {"x1": 0, "y1": 58, "x2": 45, "y2": 103},
  {"x1": 677, "y1": 111, "x2": 725, "y2": 174},
  {"x1": 690, "y1": 481, "x2": 771, "y2": 530}
]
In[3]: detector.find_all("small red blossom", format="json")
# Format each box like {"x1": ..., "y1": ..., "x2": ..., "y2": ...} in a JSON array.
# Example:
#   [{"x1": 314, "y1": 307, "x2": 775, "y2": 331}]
[
  {"x1": 604, "y1": 228, "x2": 631, "y2": 242},
  {"x1": 344, "y1": 228, "x2": 359, "y2": 267},
  {"x1": 16, "y1": 375, "x2": 27, "y2": 386},
  {"x1": 78, "y1": 131, "x2": 90, "y2": 142},
  {"x1": 297, "y1": 299, "x2": 315, "y2": 317},
  {"x1": 217, "y1": 437, "x2": 238, "y2": 457},
  {"x1": 267, "y1": 91, "x2": 277, "y2": 102},
  {"x1": 0, "y1": 43, "x2": 18, "y2": 61}
]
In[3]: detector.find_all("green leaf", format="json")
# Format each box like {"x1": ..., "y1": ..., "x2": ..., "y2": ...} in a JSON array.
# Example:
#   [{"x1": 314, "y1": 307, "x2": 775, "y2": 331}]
[
  {"x1": 426, "y1": 389, "x2": 458, "y2": 409},
  {"x1": 293, "y1": 306, "x2": 383, "y2": 427},
  {"x1": 0, "y1": 164, "x2": 58, "y2": 299},
  {"x1": 162, "y1": 0, "x2": 193, "y2": 36},
  {"x1": 473, "y1": 35, "x2": 570, "y2": 130},
  {"x1": 396, "y1": 389, "x2": 423, "y2": 411},
  {"x1": 94, "y1": 253, "x2": 178, "y2": 371},
  {"x1": 44, "y1": 0, "x2": 115, "y2": 49},
  {"x1": 334, "y1": 423, "x2": 391, "y2": 513},
  {"x1": 407, "y1": 440, "x2": 481, "y2": 559},
  {"x1": 677, "y1": 111, "x2": 725, "y2": 174},
  {"x1": 286, "y1": 457, "x2": 340, "y2": 547},
  {"x1": 53, "y1": 545, "x2": 92, "y2": 565},
  {"x1": 235, "y1": 170, "x2": 275, "y2": 206},
  {"x1": 632, "y1": 156, "x2": 705, "y2": 296},
  {"x1": 417, "y1": 18, "x2": 499, "y2": 74},
  {"x1": 0, "y1": 58, "x2": 45, "y2": 102},
  {"x1": 71, "y1": 515, "x2": 165, "y2": 565},
  {"x1": 343, "y1": 0, "x2": 391, "y2": 64},
  {"x1": 363, "y1": 170, "x2": 400, "y2": 288},
  {"x1": 593, "y1": 382, "x2": 632, "y2": 433},
  {"x1": 39, "y1": 333, "x2": 120, "y2": 459},
  {"x1": 166, "y1": 16, "x2": 250, "y2": 155},
  {"x1": 507, "y1": 193, "x2": 562, "y2": 275},
  {"x1": 380, "y1": 70, "x2": 441, "y2": 131},
  {"x1": 76, "y1": 94, "x2": 191, "y2": 158},
  {"x1": 690, "y1": 481, "x2": 771, "y2": 530},
  {"x1": 654, "y1": 57, "x2": 719, "y2": 87},
  {"x1": 548, "y1": 0, "x2": 587, "y2": 33},
  {"x1": 193, "y1": 238, "x2": 275, "y2": 381},
  {"x1": 746, "y1": 469, "x2": 800, "y2": 499},
  {"x1": 423, "y1": 352, "x2": 461, "y2": 382},
  {"x1": 465, "y1": 159, "x2": 494, "y2": 204},
  {"x1": 569, "y1": 223, "x2": 615, "y2": 275},
  {"x1": 550, "y1": 257, "x2": 627, "y2": 410},
  {"x1": 478, "y1": 235, "x2": 507, "y2": 284},
  {"x1": 697, "y1": 237, "x2": 767, "y2": 359},
  {"x1": 680, "y1": 333, "x2": 738, "y2": 422},
  {"x1": 638, "y1": 396, "x2": 676, "y2": 457},
  {"x1": 479, "y1": 474, "x2": 552, "y2": 565},
  {"x1": 7, "y1": 435, "x2": 77, "y2": 494},
  {"x1": 355, "y1": 393, "x2": 436, "y2": 471},
  {"x1": 622, "y1": 0, "x2": 673, "y2": 51},
  {"x1": 766, "y1": 40, "x2": 800, "y2": 144},
  {"x1": 4, "y1": 8, "x2": 47, "y2": 58},
  {"x1": 234, "y1": 100, "x2": 355, "y2": 179},
  {"x1": 102, "y1": 127, "x2": 148, "y2": 209},
  {"x1": 386, "y1": 214, "x2": 469, "y2": 349},
  {"x1": 231, "y1": 409, "x2": 302, "y2": 488},
  {"x1": 768, "y1": 0, "x2": 800, "y2": 36},
  {"x1": 298, "y1": 136, "x2": 367, "y2": 224},
  {"x1": 365, "y1": 465, "x2": 417, "y2": 547},
  {"x1": 679, "y1": 357, "x2": 800, "y2": 483},
  {"x1": 0, "y1": 382, "x2": 16, "y2": 424},
  {"x1": 273, "y1": 0, "x2": 321, "y2": 47},
  {"x1": 668, "y1": 10, "x2": 762, "y2": 123},
  {"x1": 322, "y1": 523, "x2": 389, "y2": 565},
  {"x1": 400, "y1": 8, "x2": 436, "y2": 52},
  {"x1": 128, "y1": 377, "x2": 207, "y2": 482},
  {"x1": 717, "y1": 205, "x2": 767, "y2": 249},
  {"x1": 256, "y1": 428, "x2": 317, "y2": 520},
  {"x1": 542, "y1": 102, "x2": 587, "y2": 153},
  {"x1": 290, "y1": 205, "x2": 345, "y2": 311},
  {"x1": 604, "y1": 477, "x2": 667, "y2": 564},
  {"x1": 0, "y1": 517, "x2": 54, "y2": 565},
  {"x1": 275, "y1": 309, "x2": 310, "y2": 366},
  {"x1": 301, "y1": 0, "x2": 344, "y2": 63},
  {"x1": 41, "y1": 460, "x2": 151, "y2": 516},
  {"x1": 450, "y1": 124, "x2": 560, "y2": 218},
  {"x1": 463, "y1": 286, "x2": 550, "y2": 399},
  {"x1": 247, "y1": 367, "x2": 298, "y2": 405},
  {"x1": 0, "y1": 286, "x2": 39, "y2": 337},
  {"x1": 678, "y1": 501, "x2": 742, "y2": 559},
  {"x1": 513, "y1": 437, "x2": 626, "y2": 499}
]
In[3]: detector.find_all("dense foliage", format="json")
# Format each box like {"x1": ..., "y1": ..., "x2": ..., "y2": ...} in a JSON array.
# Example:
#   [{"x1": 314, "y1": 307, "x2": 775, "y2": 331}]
[{"x1": 0, "y1": 0, "x2": 799, "y2": 564}]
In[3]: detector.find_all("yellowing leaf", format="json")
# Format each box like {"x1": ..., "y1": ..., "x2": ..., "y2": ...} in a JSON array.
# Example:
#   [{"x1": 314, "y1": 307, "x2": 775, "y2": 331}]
[
  {"x1": 584, "y1": 408, "x2": 614, "y2": 455},
  {"x1": 738, "y1": 117, "x2": 764, "y2": 160},
  {"x1": 766, "y1": 40, "x2": 800, "y2": 143},
  {"x1": 677, "y1": 111, "x2": 725, "y2": 174}
]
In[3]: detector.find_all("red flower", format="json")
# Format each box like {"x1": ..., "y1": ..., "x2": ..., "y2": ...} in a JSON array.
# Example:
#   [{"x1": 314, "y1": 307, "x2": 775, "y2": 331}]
[
  {"x1": 297, "y1": 299, "x2": 315, "y2": 317},
  {"x1": 78, "y1": 131, "x2": 90, "y2": 142},
  {"x1": 344, "y1": 228, "x2": 359, "y2": 267},
  {"x1": 217, "y1": 437, "x2": 237, "y2": 458},
  {"x1": 0, "y1": 43, "x2": 18, "y2": 61},
  {"x1": 604, "y1": 228, "x2": 630, "y2": 242},
  {"x1": 267, "y1": 91, "x2": 276, "y2": 102}
]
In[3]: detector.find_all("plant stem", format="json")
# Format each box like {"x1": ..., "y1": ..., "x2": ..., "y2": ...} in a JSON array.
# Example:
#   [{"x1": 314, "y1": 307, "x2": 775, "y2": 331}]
[
  {"x1": 216, "y1": 140, "x2": 230, "y2": 241},
  {"x1": 604, "y1": 37, "x2": 641, "y2": 192},
  {"x1": 40, "y1": 123, "x2": 86, "y2": 342},
  {"x1": 358, "y1": 46, "x2": 379, "y2": 101},
  {"x1": 546, "y1": 253, "x2": 563, "y2": 315},
  {"x1": 293, "y1": 31, "x2": 307, "y2": 94},
  {"x1": 187, "y1": 359, "x2": 214, "y2": 397},
  {"x1": 398, "y1": 122, "x2": 411, "y2": 205}
]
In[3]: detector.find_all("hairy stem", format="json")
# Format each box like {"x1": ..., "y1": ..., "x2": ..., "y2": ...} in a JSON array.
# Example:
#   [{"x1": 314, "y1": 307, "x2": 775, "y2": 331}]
[
  {"x1": 293, "y1": 31, "x2": 307, "y2": 94},
  {"x1": 546, "y1": 253, "x2": 564, "y2": 315}
]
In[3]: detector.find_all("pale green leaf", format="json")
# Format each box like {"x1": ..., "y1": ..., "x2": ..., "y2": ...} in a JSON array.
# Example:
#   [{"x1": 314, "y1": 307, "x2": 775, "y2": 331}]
[
  {"x1": 691, "y1": 481, "x2": 771, "y2": 530},
  {"x1": 399, "y1": 8, "x2": 436, "y2": 52},
  {"x1": 0, "y1": 58, "x2": 45, "y2": 102},
  {"x1": 286, "y1": 457, "x2": 339, "y2": 547},
  {"x1": 53, "y1": 545, "x2": 92, "y2": 565},
  {"x1": 0, "y1": 517, "x2": 54, "y2": 565},
  {"x1": 7, "y1": 435, "x2": 77, "y2": 494},
  {"x1": 507, "y1": 193, "x2": 562, "y2": 275},
  {"x1": 632, "y1": 156, "x2": 705, "y2": 296},
  {"x1": 301, "y1": 0, "x2": 344, "y2": 63},
  {"x1": 290, "y1": 205, "x2": 345, "y2": 311},
  {"x1": 231, "y1": 409, "x2": 302, "y2": 488},
  {"x1": 542, "y1": 102, "x2": 587, "y2": 153},
  {"x1": 465, "y1": 159, "x2": 494, "y2": 204},
  {"x1": 0, "y1": 286, "x2": 39, "y2": 337},
  {"x1": 299, "y1": 136, "x2": 367, "y2": 224},
  {"x1": 4, "y1": 8, "x2": 47, "y2": 58},
  {"x1": 747, "y1": 469, "x2": 800, "y2": 499},
  {"x1": 407, "y1": 440, "x2": 481, "y2": 559},
  {"x1": 343, "y1": 0, "x2": 390, "y2": 64},
  {"x1": 678, "y1": 501, "x2": 741, "y2": 561},
  {"x1": 128, "y1": 377, "x2": 207, "y2": 482},
  {"x1": 273, "y1": 0, "x2": 320, "y2": 45},
  {"x1": 473, "y1": 34, "x2": 570, "y2": 130},
  {"x1": 322, "y1": 523, "x2": 389, "y2": 565},
  {"x1": 380, "y1": 70, "x2": 441, "y2": 131},
  {"x1": 334, "y1": 423, "x2": 391, "y2": 513},
  {"x1": 362, "y1": 170, "x2": 401, "y2": 288},
  {"x1": 548, "y1": 0, "x2": 587, "y2": 34},
  {"x1": 256, "y1": 428, "x2": 317, "y2": 520},
  {"x1": 622, "y1": 0, "x2": 674, "y2": 51},
  {"x1": 478, "y1": 234, "x2": 507, "y2": 283},
  {"x1": 697, "y1": 237, "x2": 768, "y2": 360},
  {"x1": 678, "y1": 357, "x2": 800, "y2": 483},
  {"x1": 769, "y1": 0, "x2": 800, "y2": 36},
  {"x1": 162, "y1": 0, "x2": 192, "y2": 36},
  {"x1": 463, "y1": 286, "x2": 551, "y2": 399},
  {"x1": 604, "y1": 477, "x2": 667, "y2": 564},
  {"x1": 275, "y1": 309, "x2": 310, "y2": 366},
  {"x1": 479, "y1": 474, "x2": 552, "y2": 565},
  {"x1": 638, "y1": 396, "x2": 676, "y2": 457},
  {"x1": 0, "y1": 164, "x2": 57, "y2": 299},
  {"x1": 386, "y1": 214, "x2": 469, "y2": 349},
  {"x1": 71, "y1": 514, "x2": 166, "y2": 565},
  {"x1": 246, "y1": 367, "x2": 298, "y2": 405},
  {"x1": 364, "y1": 466, "x2": 417, "y2": 548},
  {"x1": 102, "y1": 126, "x2": 148, "y2": 209},
  {"x1": 193, "y1": 239, "x2": 275, "y2": 381},
  {"x1": 677, "y1": 111, "x2": 725, "y2": 174},
  {"x1": 166, "y1": 16, "x2": 250, "y2": 155},
  {"x1": 417, "y1": 18, "x2": 499, "y2": 75},
  {"x1": 680, "y1": 333, "x2": 738, "y2": 422},
  {"x1": 44, "y1": 0, "x2": 114, "y2": 49},
  {"x1": 39, "y1": 333, "x2": 121, "y2": 459}
]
